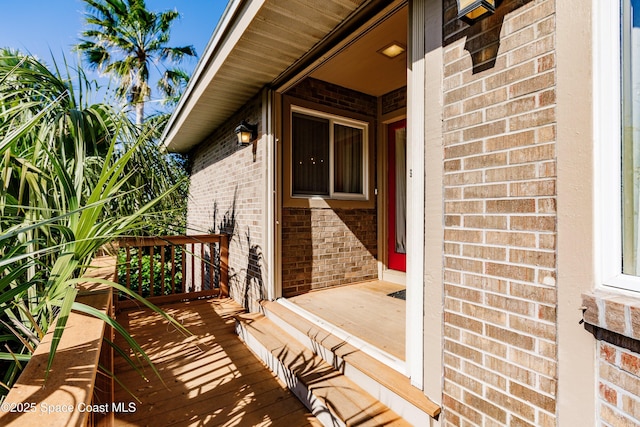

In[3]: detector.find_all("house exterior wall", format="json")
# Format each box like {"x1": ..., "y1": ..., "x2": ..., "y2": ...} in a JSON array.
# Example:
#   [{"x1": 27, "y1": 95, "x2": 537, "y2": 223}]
[
  {"x1": 177, "y1": 0, "x2": 640, "y2": 424},
  {"x1": 187, "y1": 94, "x2": 266, "y2": 312},
  {"x1": 597, "y1": 340, "x2": 640, "y2": 425},
  {"x1": 281, "y1": 78, "x2": 379, "y2": 296},
  {"x1": 555, "y1": 0, "x2": 596, "y2": 424},
  {"x1": 281, "y1": 208, "x2": 377, "y2": 295},
  {"x1": 440, "y1": 0, "x2": 559, "y2": 425},
  {"x1": 581, "y1": 296, "x2": 640, "y2": 426},
  {"x1": 381, "y1": 86, "x2": 407, "y2": 116}
]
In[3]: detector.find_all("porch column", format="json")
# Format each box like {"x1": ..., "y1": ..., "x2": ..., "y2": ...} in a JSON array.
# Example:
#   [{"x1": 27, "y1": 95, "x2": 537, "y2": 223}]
[{"x1": 407, "y1": 0, "x2": 427, "y2": 389}]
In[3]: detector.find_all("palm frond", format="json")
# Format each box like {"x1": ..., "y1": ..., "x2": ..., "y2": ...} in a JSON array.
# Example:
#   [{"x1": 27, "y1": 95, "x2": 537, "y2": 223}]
[
  {"x1": 0, "y1": 50, "x2": 189, "y2": 392},
  {"x1": 74, "y1": 0, "x2": 196, "y2": 122}
]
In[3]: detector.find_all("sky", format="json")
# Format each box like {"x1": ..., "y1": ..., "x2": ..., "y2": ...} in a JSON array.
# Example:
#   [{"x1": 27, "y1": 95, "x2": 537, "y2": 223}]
[{"x1": 0, "y1": 0, "x2": 228, "y2": 113}]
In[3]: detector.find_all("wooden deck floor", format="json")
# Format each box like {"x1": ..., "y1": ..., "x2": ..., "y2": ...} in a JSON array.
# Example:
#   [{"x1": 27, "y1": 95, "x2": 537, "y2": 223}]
[
  {"x1": 113, "y1": 298, "x2": 321, "y2": 427},
  {"x1": 288, "y1": 280, "x2": 406, "y2": 360}
]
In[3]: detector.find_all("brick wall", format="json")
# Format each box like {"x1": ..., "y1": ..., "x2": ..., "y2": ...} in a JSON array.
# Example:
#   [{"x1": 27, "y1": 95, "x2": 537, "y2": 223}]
[
  {"x1": 598, "y1": 340, "x2": 640, "y2": 426},
  {"x1": 286, "y1": 77, "x2": 377, "y2": 117},
  {"x1": 281, "y1": 208, "x2": 377, "y2": 296},
  {"x1": 187, "y1": 94, "x2": 265, "y2": 312},
  {"x1": 582, "y1": 292, "x2": 640, "y2": 425},
  {"x1": 381, "y1": 86, "x2": 407, "y2": 116},
  {"x1": 441, "y1": 0, "x2": 557, "y2": 425},
  {"x1": 282, "y1": 78, "x2": 378, "y2": 296}
]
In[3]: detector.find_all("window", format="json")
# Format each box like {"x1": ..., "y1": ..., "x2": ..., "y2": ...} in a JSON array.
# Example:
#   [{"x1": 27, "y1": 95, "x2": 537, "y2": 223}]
[
  {"x1": 622, "y1": 0, "x2": 640, "y2": 276},
  {"x1": 292, "y1": 113, "x2": 329, "y2": 195},
  {"x1": 290, "y1": 107, "x2": 368, "y2": 199},
  {"x1": 598, "y1": 0, "x2": 640, "y2": 291}
]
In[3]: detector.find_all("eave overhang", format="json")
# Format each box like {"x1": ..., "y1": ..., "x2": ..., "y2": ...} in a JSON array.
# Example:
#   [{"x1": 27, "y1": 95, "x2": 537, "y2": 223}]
[{"x1": 162, "y1": 0, "x2": 373, "y2": 153}]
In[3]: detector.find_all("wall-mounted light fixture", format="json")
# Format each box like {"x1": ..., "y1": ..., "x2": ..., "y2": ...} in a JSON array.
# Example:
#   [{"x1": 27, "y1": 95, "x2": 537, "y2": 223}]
[
  {"x1": 457, "y1": 0, "x2": 495, "y2": 24},
  {"x1": 234, "y1": 120, "x2": 258, "y2": 146}
]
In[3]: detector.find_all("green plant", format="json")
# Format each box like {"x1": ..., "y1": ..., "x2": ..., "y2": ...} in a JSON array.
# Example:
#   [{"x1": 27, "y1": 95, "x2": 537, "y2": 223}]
[
  {"x1": 75, "y1": 0, "x2": 197, "y2": 124},
  {"x1": 0, "y1": 50, "x2": 188, "y2": 395},
  {"x1": 117, "y1": 247, "x2": 183, "y2": 298}
]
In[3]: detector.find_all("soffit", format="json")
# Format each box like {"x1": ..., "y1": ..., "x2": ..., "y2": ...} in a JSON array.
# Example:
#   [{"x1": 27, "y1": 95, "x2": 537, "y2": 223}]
[
  {"x1": 164, "y1": 0, "x2": 367, "y2": 153},
  {"x1": 309, "y1": 6, "x2": 407, "y2": 97}
]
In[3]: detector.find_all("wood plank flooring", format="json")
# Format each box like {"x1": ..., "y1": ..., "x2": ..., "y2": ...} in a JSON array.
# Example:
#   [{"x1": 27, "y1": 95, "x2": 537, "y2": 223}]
[
  {"x1": 288, "y1": 280, "x2": 406, "y2": 360},
  {"x1": 113, "y1": 298, "x2": 320, "y2": 427}
]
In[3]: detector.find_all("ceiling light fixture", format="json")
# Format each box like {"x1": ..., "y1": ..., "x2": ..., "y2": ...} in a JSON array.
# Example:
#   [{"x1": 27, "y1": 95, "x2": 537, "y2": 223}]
[{"x1": 378, "y1": 42, "x2": 406, "y2": 59}]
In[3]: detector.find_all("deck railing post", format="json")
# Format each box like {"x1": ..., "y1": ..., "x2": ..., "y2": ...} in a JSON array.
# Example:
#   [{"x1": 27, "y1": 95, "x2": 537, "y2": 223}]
[
  {"x1": 125, "y1": 246, "x2": 131, "y2": 291},
  {"x1": 181, "y1": 244, "x2": 186, "y2": 293},
  {"x1": 200, "y1": 243, "x2": 205, "y2": 292},
  {"x1": 171, "y1": 245, "x2": 176, "y2": 294},
  {"x1": 160, "y1": 245, "x2": 166, "y2": 296},
  {"x1": 220, "y1": 234, "x2": 229, "y2": 297},
  {"x1": 137, "y1": 246, "x2": 142, "y2": 295},
  {"x1": 149, "y1": 246, "x2": 155, "y2": 297},
  {"x1": 190, "y1": 243, "x2": 195, "y2": 293},
  {"x1": 209, "y1": 243, "x2": 214, "y2": 291}
]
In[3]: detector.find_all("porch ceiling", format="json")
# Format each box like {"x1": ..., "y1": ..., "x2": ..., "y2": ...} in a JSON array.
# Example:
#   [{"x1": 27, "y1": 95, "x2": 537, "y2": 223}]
[
  {"x1": 163, "y1": 0, "x2": 369, "y2": 153},
  {"x1": 309, "y1": 6, "x2": 407, "y2": 97}
]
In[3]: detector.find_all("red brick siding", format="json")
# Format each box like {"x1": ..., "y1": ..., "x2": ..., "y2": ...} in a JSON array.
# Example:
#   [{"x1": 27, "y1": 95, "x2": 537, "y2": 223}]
[{"x1": 442, "y1": 0, "x2": 557, "y2": 425}]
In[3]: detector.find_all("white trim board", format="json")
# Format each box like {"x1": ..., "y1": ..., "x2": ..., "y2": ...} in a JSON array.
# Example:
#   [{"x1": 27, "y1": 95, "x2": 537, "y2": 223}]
[{"x1": 406, "y1": 0, "x2": 426, "y2": 390}]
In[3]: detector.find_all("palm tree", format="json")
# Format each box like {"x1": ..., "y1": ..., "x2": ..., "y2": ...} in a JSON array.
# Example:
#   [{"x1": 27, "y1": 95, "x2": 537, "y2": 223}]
[
  {"x1": 0, "y1": 49, "x2": 188, "y2": 392},
  {"x1": 75, "y1": 0, "x2": 196, "y2": 125}
]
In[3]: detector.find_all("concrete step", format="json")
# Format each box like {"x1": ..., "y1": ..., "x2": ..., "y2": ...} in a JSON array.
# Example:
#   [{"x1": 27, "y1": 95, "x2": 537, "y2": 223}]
[
  {"x1": 260, "y1": 299, "x2": 441, "y2": 424},
  {"x1": 235, "y1": 311, "x2": 411, "y2": 427}
]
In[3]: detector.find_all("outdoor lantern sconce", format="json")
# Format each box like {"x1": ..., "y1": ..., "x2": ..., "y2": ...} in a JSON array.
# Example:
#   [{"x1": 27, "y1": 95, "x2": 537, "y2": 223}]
[
  {"x1": 457, "y1": 0, "x2": 496, "y2": 24},
  {"x1": 234, "y1": 120, "x2": 258, "y2": 146}
]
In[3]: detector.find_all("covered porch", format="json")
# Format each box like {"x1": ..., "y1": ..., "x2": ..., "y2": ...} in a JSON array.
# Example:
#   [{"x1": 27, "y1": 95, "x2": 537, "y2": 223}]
[{"x1": 287, "y1": 280, "x2": 406, "y2": 361}]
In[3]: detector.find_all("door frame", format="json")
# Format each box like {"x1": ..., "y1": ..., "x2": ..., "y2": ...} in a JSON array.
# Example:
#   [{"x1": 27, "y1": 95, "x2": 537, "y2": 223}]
[
  {"x1": 379, "y1": 112, "x2": 408, "y2": 285},
  {"x1": 387, "y1": 118, "x2": 408, "y2": 272}
]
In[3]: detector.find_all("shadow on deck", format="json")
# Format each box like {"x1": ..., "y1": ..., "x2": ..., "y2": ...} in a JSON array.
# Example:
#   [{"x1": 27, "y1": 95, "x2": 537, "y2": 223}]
[{"x1": 113, "y1": 298, "x2": 320, "y2": 427}]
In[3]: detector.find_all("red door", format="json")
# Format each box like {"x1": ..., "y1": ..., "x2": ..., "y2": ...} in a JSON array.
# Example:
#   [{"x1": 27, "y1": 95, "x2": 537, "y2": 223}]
[{"x1": 388, "y1": 119, "x2": 406, "y2": 272}]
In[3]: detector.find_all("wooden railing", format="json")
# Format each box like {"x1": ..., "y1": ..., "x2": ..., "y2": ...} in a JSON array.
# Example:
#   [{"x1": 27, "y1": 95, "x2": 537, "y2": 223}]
[
  {"x1": 0, "y1": 257, "x2": 116, "y2": 427},
  {"x1": 0, "y1": 234, "x2": 230, "y2": 426},
  {"x1": 117, "y1": 234, "x2": 229, "y2": 309}
]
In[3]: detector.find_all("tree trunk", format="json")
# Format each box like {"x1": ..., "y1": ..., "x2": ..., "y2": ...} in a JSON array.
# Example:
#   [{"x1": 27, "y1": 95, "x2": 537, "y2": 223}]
[{"x1": 136, "y1": 101, "x2": 144, "y2": 125}]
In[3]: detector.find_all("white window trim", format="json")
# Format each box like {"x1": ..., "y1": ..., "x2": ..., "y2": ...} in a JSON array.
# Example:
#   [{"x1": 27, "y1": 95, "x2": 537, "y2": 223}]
[
  {"x1": 290, "y1": 105, "x2": 369, "y2": 201},
  {"x1": 595, "y1": 0, "x2": 640, "y2": 292}
]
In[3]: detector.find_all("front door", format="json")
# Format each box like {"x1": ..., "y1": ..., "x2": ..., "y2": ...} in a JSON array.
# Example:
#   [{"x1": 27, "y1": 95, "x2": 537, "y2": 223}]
[{"x1": 388, "y1": 119, "x2": 407, "y2": 272}]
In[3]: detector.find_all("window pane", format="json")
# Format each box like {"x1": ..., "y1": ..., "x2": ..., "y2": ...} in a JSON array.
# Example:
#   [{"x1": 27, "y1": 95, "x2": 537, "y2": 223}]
[
  {"x1": 334, "y1": 124, "x2": 363, "y2": 194},
  {"x1": 292, "y1": 113, "x2": 329, "y2": 195},
  {"x1": 622, "y1": 0, "x2": 640, "y2": 275}
]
